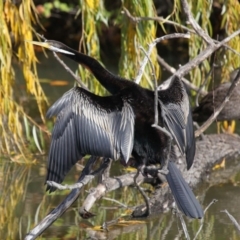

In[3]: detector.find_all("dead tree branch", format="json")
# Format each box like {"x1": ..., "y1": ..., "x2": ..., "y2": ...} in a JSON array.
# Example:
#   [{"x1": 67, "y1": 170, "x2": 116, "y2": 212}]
[
  {"x1": 162, "y1": 28, "x2": 240, "y2": 85},
  {"x1": 37, "y1": 33, "x2": 87, "y2": 89},
  {"x1": 52, "y1": 52, "x2": 88, "y2": 89},
  {"x1": 221, "y1": 210, "x2": 240, "y2": 232},
  {"x1": 157, "y1": 55, "x2": 207, "y2": 95},
  {"x1": 122, "y1": 6, "x2": 195, "y2": 33},
  {"x1": 181, "y1": 0, "x2": 214, "y2": 45},
  {"x1": 135, "y1": 33, "x2": 190, "y2": 84}
]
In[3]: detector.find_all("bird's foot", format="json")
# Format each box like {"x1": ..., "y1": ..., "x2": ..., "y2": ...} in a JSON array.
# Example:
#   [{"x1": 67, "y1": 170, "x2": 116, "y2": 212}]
[
  {"x1": 131, "y1": 205, "x2": 150, "y2": 218},
  {"x1": 79, "y1": 208, "x2": 96, "y2": 219}
]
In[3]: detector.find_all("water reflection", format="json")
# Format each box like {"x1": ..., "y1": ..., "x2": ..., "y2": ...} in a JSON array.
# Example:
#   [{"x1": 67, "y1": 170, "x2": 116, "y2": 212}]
[{"x1": 0, "y1": 159, "x2": 32, "y2": 240}]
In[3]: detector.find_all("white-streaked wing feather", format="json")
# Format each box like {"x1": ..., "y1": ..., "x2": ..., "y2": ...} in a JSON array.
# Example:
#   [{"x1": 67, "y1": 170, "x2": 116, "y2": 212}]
[{"x1": 46, "y1": 87, "x2": 134, "y2": 191}]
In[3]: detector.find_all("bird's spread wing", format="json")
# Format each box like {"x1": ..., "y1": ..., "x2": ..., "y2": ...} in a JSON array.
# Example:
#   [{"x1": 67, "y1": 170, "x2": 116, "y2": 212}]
[{"x1": 46, "y1": 87, "x2": 135, "y2": 191}]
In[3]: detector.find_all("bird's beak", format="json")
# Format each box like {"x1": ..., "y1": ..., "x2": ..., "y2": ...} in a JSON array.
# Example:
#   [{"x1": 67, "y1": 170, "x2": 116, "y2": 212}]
[{"x1": 26, "y1": 40, "x2": 74, "y2": 55}]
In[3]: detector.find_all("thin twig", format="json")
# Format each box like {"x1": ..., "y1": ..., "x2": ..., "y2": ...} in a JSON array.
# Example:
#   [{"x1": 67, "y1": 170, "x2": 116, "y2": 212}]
[
  {"x1": 157, "y1": 55, "x2": 207, "y2": 95},
  {"x1": 102, "y1": 197, "x2": 128, "y2": 208},
  {"x1": 221, "y1": 209, "x2": 240, "y2": 232},
  {"x1": 195, "y1": 66, "x2": 214, "y2": 106},
  {"x1": 204, "y1": 199, "x2": 218, "y2": 214},
  {"x1": 178, "y1": 212, "x2": 190, "y2": 240},
  {"x1": 193, "y1": 199, "x2": 218, "y2": 240},
  {"x1": 135, "y1": 33, "x2": 190, "y2": 84},
  {"x1": 181, "y1": 0, "x2": 215, "y2": 45},
  {"x1": 195, "y1": 69, "x2": 240, "y2": 137},
  {"x1": 139, "y1": 40, "x2": 173, "y2": 172},
  {"x1": 46, "y1": 178, "x2": 91, "y2": 190},
  {"x1": 37, "y1": 33, "x2": 87, "y2": 89},
  {"x1": 52, "y1": 52, "x2": 88, "y2": 89},
  {"x1": 163, "y1": 29, "x2": 240, "y2": 84},
  {"x1": 139, "y1": 46, "x2": 158, "y2": 124},
  {"x1": 122, "y1": 6, "x2": 195, "y2": 33},
  {"x1": 133, "y1": 167, "x2": 151, "y2": 216}
]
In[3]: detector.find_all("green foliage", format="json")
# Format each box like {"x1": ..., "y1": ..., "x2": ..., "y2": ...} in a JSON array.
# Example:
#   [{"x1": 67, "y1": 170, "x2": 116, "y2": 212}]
[
  {"x1": 221, "y1": 0, "x2": 240, "y2": 79},
  {"x1": 43, "y1": 0, "x2": 73, "y2": 17}
]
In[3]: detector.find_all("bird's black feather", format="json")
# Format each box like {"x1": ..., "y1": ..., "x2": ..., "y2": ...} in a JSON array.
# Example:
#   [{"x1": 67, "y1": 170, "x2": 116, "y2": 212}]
[{"x1": 166, "y1": 161, "x2": 203, "y2": 218}]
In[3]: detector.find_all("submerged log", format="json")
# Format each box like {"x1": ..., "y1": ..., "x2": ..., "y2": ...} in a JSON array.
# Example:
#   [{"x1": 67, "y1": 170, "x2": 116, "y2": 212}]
[{"x1": 132, "y1": 133, "x2": 240, "y2": 217}]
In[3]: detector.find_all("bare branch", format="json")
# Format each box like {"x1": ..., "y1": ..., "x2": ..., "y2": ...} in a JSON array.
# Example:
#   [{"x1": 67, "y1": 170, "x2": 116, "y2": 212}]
[
  {"x1": 52, "y1": 52, "x2": 88, "y2": 89},
  {"x1": 181, "y1": 0, "x2": 215, "y2": 45},
  {"x1": 221, "y1": 209, "x2": 240, "y2": 232},
  {"x1": 221, "y1": 44, "x2": 240, "y2": 57},
  {"x1": 195, "y1": 69, "x2": 240, "y2": 137},
  {"x1": 157, "y1": 55, "x2": 207, "y2": 95},
  {"x1": 139, "y1": 46, "x2": 158, "y2": 124},
  {"x1": 102, "y1": 197, "x2": 128, "y2": 208},
  {"x1": 135, "y1": 33, "x2": 190, "y2": 84},
  {"x1": 122, "y1": 6, "x2": 195, "y2": 33},
  {"x1": 204, "y1": 199, "x2": 218, "y2": 214},
  {"x1": 178, "y1": 212, "x2": 191, "y2": 240},
  {"x1": 79, "y1": 166, "x2": 166, "y2": 217},
  {"x1": 163, "y1": 29, "x2": 240, "y2": 84},
  {"x1": 193, "y1": 199, "x2": 218, "y2": 240}
]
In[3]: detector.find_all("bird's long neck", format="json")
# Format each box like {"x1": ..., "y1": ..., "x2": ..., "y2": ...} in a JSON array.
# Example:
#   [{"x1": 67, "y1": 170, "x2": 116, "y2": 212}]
[{"x1": 62, "y1": 47, "x2": 134, "y2": 94}]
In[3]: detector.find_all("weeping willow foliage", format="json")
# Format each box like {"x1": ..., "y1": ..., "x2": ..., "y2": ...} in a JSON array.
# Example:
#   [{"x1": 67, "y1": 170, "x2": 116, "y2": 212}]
[
  {"x1": 120, "y1": 0, "x2": 159, "y2": 88},
  {"x1": 187, "y1": 0, "x2": 212, "y2": 88},
  {"x1": 77, "y1": 0, "x2": 108, "y2": 95},
  {"x1": 0, "y1": 0, "x2": 48, "y2": 160},
  {"x1": 221, "y1": 0, "x2": 240, "y2": 79}
]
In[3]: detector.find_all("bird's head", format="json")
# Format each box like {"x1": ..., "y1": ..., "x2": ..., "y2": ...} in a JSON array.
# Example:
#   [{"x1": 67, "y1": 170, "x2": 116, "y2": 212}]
[{"x1": 26, "y1": 40, "x2": 75, "y2": 55}]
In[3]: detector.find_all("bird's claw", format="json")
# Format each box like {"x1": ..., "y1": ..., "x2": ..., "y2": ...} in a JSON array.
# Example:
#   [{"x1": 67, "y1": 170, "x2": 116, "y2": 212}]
[{"x1": 79, "y1": 208, "x2": 96, "y2": 219}]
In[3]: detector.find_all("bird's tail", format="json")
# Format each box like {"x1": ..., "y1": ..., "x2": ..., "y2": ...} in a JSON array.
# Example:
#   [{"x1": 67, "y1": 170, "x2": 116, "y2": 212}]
[{"x1": 166, "y1": 161, "x2": 203, "y2": 219}]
